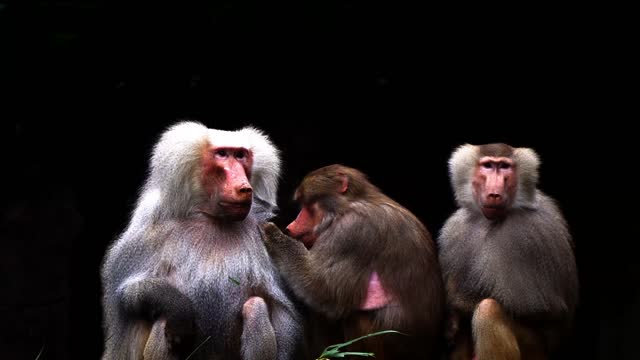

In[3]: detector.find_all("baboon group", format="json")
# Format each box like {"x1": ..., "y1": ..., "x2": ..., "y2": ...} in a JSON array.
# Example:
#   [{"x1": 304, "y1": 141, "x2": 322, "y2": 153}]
[{"x1": 101, "y1": 122, "x2": 578, "y2": 360}]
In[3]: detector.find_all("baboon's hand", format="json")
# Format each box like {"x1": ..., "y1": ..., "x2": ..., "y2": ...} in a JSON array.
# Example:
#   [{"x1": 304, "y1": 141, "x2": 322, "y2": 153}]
[{"x1": 262, "y1": 222, "x2": 290, "y2": 245}]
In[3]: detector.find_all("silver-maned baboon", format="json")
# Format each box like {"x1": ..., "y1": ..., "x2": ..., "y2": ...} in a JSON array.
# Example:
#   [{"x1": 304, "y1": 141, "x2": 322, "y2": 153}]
[
  {"x1": 101, "y1": 122, "x2": 302, "y2": 360},
  {"x1": 439, "y1": 143, "x2": 578, "y2": 360}
]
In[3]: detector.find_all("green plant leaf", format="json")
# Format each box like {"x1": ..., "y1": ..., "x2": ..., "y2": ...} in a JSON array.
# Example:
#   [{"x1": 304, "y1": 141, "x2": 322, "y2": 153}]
[
  {"x1": 315, "y1": 329, "x2": 406, "y2": 359},
  {"x1": 185, "y1": 335, "x2": 211, "y2": 360},
  {"x1": 35, "y1": 345, "x2": 44, "y2": 360}
]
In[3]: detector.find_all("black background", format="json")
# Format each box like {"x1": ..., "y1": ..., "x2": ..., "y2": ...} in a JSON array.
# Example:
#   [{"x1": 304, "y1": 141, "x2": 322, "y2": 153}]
[{"x1": 0, "y1": 1, "x2": 635, "y2": 359}]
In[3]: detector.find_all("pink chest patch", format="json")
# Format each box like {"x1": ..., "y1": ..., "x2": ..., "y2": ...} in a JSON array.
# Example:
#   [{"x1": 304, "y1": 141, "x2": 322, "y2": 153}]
[{"x1": 359, "y1": 271, "x2": 394, "y2": 310}]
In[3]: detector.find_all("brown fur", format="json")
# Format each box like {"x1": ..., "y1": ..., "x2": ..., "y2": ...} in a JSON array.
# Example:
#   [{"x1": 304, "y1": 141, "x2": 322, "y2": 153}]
[
  {"x1": 264, "y1": 164, "x2": 444, "y2": 359},
  {"x1": 478, "y1": 143, "x2": 514, "y2": 158}
]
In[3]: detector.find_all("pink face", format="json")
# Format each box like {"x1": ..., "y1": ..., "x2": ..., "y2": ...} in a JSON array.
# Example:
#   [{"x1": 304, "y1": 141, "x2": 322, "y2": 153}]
[
  {"x1": 201, "y1": 145, "x2": 254, "y2": 220},
  {"x1": 472, "y1": 156, "x2": 518, "y2": 220},
  {"x1": 286, "y1": 202, "x2": 324, "y2": 249}
]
